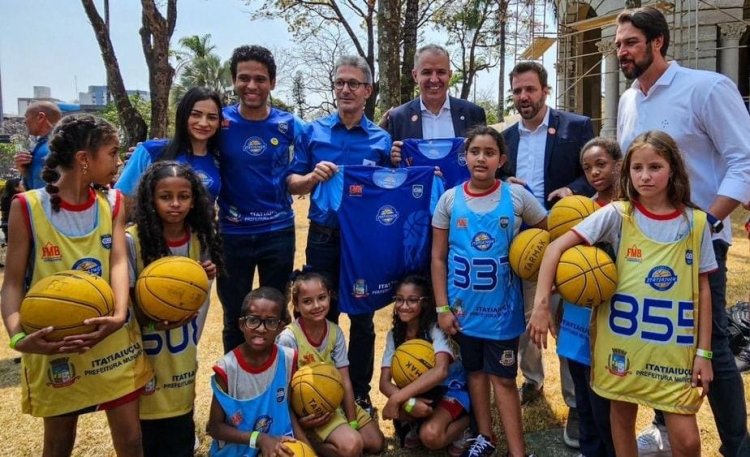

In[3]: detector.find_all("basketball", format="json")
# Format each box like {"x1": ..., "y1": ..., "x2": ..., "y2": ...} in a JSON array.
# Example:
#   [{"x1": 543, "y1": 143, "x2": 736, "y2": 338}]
[
  {"x1": 283, "y1": 440, "x2": 317, "y2": 457},
  {"x1": 135, "y1": 257, "x2": 209, "y2": 322},
  {"x1": 548, "y1": 195, "x2": 598, "y2": 240},
  {"x1": 290, "y1": 362, "x2": 345, "y2": 417},
  {"x1": 391, "y1": 338, "x2": 436, "y2": 388},
  {"x1": 555, "y1": 245, "x2": 618, "y2": 307},
  {"x1": 20, "y1": 270, "x2": 115, "y2": 341},
  {"x1": 509, "y1": 228, "x2": 551, "y2": 281}
]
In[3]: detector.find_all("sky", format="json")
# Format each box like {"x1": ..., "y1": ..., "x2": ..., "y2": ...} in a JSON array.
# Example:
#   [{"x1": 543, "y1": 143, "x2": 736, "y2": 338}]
[{"x1": 0, "y1": 0, "x2": 557, "y2": 117}]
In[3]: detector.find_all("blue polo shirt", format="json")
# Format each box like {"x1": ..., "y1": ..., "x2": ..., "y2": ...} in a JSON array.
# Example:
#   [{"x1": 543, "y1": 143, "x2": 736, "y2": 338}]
[
  {"x1": 25, "y1": 136, "x2": 50, "y2": 190},
  {"x1": 290, "y1": 112, "x2": 391, "y2": 228}
]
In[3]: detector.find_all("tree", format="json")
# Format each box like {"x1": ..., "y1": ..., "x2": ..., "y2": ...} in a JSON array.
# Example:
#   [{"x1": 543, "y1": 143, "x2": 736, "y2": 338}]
[
  {"x1": 291, "y1": 71, "x2": 307, "y2": 119},
  {"x1": 140, "y1": 0, "x2": 177, "y2": 139},
  {"x1": 81, "y1": 0, "x2": 148, "y2": 147},
  {"x1": 101, "y1": 95, "x2": 152, "y2": 132},
  {"x1": 377, "y1": 0, "x2": 401, "y2": 110},
  {"x1": 172, "y1": 34, "x2": 232, "y2": 103}
]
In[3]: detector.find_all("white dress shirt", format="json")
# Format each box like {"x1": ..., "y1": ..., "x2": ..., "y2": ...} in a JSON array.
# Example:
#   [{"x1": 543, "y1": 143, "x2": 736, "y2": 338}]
[
  {"x1": 420, "y1": 96, "x2": 456, "y2": 139},
  {"x1": 618, "y1": 62, "x2": 750, "y2": 243},
  {"x1": 516, "y1": 106, "x2": 550, "y2": 207}
]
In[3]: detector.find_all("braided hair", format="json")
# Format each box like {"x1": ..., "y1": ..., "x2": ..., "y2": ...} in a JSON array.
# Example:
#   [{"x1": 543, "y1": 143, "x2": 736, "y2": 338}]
[
  {"x1": 45, "y1": 114, "x2": 118, "y2": 212},
  {"x1": 133, "y1": 161, "x2": 223, "y2": 273},
  {"x1": 391, "y1": 275, "x2": 437, "y2": 348}
]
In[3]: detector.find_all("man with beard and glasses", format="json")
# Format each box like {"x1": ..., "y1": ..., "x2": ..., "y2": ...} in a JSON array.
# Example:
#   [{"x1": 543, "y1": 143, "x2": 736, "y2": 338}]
[
  {"x1": 616, "y1": 6, "x2": 750, "y2": 457},
  {"x1": 500, "y1": 61, "x2": 594, "y2": 451}
]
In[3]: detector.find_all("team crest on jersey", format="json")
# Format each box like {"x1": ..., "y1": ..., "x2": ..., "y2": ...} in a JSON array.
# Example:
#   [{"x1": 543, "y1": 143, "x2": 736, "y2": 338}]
[
  {"x1": 348, "y1": 184, "x2": 363, "y2": 197},
  {"x1": 47, "y1": 357, "x2": 79, "y2": 388},
  {"x1": 101, "y1": 234, "x2": 112, "y2": 250},
  {"x1": 353, "y1": 279, "x2": 368, "y2": 298},
  {"x1": 499, "y1": 217, "x2": 509, "y2": 229},
  {"x1": 143, "y1": 376, "x2": 157, "y2": 395},
  {"x1": 471, "y1": 232, "x2": 495, "y2": 251},
  {"x1": 276, "y1": 387, "x2": 286, "y2": 403},
  {"x1": 243, "y1": 136, "x2": 267, "y2": 156},
  {"x1": 456, "y1": 218, "x2": 468, "y2": 229},
  {"x1": 626, "y1": 244, "x2": 642, "y2": 263},
  {"x1": 412, "y1": 184, "x2": 424, "y2": 198},
  {"x1": 685, "y1": 249, "x2": 694, "y2": 265},
  {"x1": 226, "y1": 206, "x2": 241, "y2": 223},
  {"x1": 376, "y1": 205, "x2": 399, "y2": 225},
  {"x1": 254, "y1": 415, "x2": 273, "y2": 432},
  {"x1": 457, "y1": 151, "x2": 467, "y2": 166},
  {"x1": 499, "y1": 349, "x2": 515, "y2": 366},
  {"x1": 452, "y1": 299, "x2": 465, "y2": 317},
  {"x1": 645, "y1": 266, "x2": 678, "y2": 291},
  {"x1": 41, "y1": 241, "x2": 62, "y2": 262},
  {"x1": 196, "y1": 170, "x2": 213, "y2": 190},
  {"x1": 278, "y1": 121, "x2": 289, "y2": 134},
  {"x1": 72, "y1": 258, "x2": 103, "y2": 277},
  {"x1": 607, "y1": 348, "x2": 630, "y2": 377}
]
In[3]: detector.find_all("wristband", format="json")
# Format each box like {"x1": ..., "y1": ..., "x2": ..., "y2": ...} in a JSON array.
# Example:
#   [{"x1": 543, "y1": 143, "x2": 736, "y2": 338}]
[
  {"x1": 145, "y1": 321, "x2": 156, "y2": 332},
  {"x1": 9, "y1": 332, "x2": 27, "y2": 349},
  {"x1": 248, "y1": 431, "x2": 260, "y2": 449},
  {"x1": 696, "y1": 348, "x2": 713, "y2": 360},
  {"x1": 436, "y1": 305, "x2": 451, "y2": 314},
  {"x1": 348, "y1": 419, "x2": 360, "y2": 430},
  {"x1": 403, "y1": 397, "x2": 417, "y2": 413}
]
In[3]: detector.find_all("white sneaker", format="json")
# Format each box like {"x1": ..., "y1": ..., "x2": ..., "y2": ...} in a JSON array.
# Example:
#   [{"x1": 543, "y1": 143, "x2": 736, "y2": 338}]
[
  {"x1": 448, "y1": 427, "x2": 474, "y2": 457},
  {"x1": 637, "y1": 424, "x2": 672, "y2": 457}
]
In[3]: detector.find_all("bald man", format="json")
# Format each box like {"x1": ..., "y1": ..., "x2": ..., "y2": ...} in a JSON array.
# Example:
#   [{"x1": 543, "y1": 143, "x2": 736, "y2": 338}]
[{"x1": 15, "y1": 101, "x2": 62, "y2": 189}]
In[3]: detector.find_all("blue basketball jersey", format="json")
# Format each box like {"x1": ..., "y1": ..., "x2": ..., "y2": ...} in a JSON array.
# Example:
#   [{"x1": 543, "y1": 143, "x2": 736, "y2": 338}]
[
  {"x1": 315, "y1": 165, "x2": 444, "y2": 314},
  {"x1": 401, "y1": 138, "x2": 469, "y2": 189},
  {"x1": 447, "y1": 183, "x2": 524, "y2": 340},
  {"x1": 218, "y1": 106, "x2": 297, "y2": 235}
]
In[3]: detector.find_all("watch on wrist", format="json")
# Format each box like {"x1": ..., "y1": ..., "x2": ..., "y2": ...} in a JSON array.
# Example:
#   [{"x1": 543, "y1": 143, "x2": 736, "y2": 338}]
[{"x1": 706, "y1": 213, "x2": 724, "y2": 234}]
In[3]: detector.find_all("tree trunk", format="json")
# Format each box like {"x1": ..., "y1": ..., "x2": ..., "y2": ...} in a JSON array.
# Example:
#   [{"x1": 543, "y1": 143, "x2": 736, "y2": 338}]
[
  {"x1": 400, "y1": 0, "x2": 418, "y2": 103},
  {"x1": 81, "y1": 0, "x2": 147, "y2": 147},
  {"x1": 497, "y1": 5, "x2": 507, "y2": 122},
  {"x1": 140, "y1": 0, "x2": 176, "y2": 139},
  {"x1": 377, "y1": 0, "x2": 401, "y2": 112}
]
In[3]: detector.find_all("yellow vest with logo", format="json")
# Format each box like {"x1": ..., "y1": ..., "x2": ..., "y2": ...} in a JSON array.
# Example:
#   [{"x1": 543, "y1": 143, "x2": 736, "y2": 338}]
[
  {"x1": 591, "y1": 202, "x2": 705, "y2": 414},
  {"x1": 289, "y1": 320, "x2": 339, "y2": 368},
  {"x1": 127, "y1": 225, "x2": 204, "y2": 419},
  {"x1": 21, "y1": 189, "x2": 152, "y2": 417}
]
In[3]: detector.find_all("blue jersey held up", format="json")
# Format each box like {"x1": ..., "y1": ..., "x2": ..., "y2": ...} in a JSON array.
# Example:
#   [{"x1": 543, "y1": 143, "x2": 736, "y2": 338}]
[
  {"x1": 401, "y1": 138, "x2": 469, "y2": 189},
  {"x1": 315, "y1": 165, "x2": 444, "y2": 314},
  {"x1": 218, "y1": 106, "x2": 298, "y2": 235},
  {"x1": 447, "y1": 182, "x2": 524, "y2": 340}
]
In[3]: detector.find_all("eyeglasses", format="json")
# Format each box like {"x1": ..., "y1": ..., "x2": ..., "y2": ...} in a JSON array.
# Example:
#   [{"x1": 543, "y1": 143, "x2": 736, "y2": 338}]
[
  {"x1": 239, "y1": 315, "x2": 283, "y2": 331},
  {"x1": 393, "y1": 296, "x2": 426, "y2": 307},
  {"x1": 333, "y1": 79, "x2": 366, "y2": 91}
]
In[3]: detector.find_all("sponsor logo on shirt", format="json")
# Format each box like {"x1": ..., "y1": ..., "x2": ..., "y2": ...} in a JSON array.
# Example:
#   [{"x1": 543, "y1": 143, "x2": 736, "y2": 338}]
[
  {"x1": 101, "y1": 234, "x2": 112, "y2": 250},
  {"x1": 143, "y1": 377, "x2": 157, "y2": 395},
  {"x1": 471, "y1": 232, "x2": 495, "y2": 251},
  {"x1": 456, "y1": 218, "x2": 468, "y2": 229},
  {"x1": 41, "y1": 241, "x2": 62, "y2": 262},
  {"x1": 253, "y1": 415, "x2": 273, "y2": 432},
  {"x1": 47, "y1": 357, "x2": 80, "y2": 388},
  {"x1": 412, "y1": 184, "x2": 423, "y2": 198},
  {"x1": 243, "y1": 137, "x2": 267, "y2": 156},
  {"x1": 348, "y1": 184, "x2": 363, "y2": 197},
  {"x1": 72, "y1": 257, "x2": 103, "y2": 277},
  {"x1": 626, "y1": 244, "x2": 642, "y2": 263},
  {"x1": 353, "y1": 279, "x2": 368, "y2": 298},
  {"x1": 645, "y1": 266, "x2": 678, "y2": 291},
  {"x1": 278, "y1": 121, "x2": 289, "y2": 134},
  {"x1": 606, "y1": 348, "x2": 630, "y2": 377},
  {"x1": 457, "y1": 151, "x2": 467, "y2": 166},
  {"x1": 376, "y1": 205, "x2": 399, "y2": 225},
  {"x1": 685, "y1": 249, "x2": 693, "y2": 265},
  {"x1": 276, "y1": 387, "x2": 286, "y2": 403},
  {"x1": 499, "y1": 217, "x2": 509, "y2": 229}
]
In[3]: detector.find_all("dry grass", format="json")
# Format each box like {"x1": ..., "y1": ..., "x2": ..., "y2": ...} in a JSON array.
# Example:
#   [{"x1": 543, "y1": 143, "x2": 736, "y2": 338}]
[{"x1": 0, "y1": 199, "x2": 748, "y2": 456}]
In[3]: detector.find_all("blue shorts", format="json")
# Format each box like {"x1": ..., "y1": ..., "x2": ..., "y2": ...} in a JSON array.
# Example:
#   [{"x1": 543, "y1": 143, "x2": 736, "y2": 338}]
[{"x1": 454, "y1": 333, "x2": 519, "y2": 379}]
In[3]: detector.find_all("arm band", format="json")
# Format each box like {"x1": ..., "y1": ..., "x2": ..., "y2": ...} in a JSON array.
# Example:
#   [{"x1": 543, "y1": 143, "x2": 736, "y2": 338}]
[
  {"x1": 696, "y1": 348, "x2": 713, "y2": 360},
  {"x1": 436, "y1": 305, "x2": 451, "y2": 314},
  {"x1": 9, "y1": 332, "x2": 26, "y2": 349},
  {"x1": 403, "y1": 397, "x2": 417, "y2": 413},
  {"x1": 249, "y1": 431, "x2": 260, "y2": 448},
  {"x1": 348, "y1": 420, "x2": 360, "y2": 430}
]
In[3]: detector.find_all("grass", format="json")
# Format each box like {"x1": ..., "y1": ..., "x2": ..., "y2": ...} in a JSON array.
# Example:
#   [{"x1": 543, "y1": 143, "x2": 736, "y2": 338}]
[{"x1": 0, "y1": 199, "x2": 748, "y2": 456}]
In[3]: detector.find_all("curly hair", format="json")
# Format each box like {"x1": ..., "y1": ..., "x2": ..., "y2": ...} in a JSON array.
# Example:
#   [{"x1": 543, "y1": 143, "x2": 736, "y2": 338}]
[
  {"x1": 620, "y1": 130, "x2": 697, "y2": 213},
  {"x1": 133, "y1": 161, "x2": 223, "y2": 273},
  {"x1": 45, "y1": 114, "x2": 118, "y2": 212},
  {"x1": 391, "y1": 275, "x2": 438, "y2": 348},
  {"x1": 288, "y1": 268, "x2": 334, "y2": 321},
  {"x1": 230, "y1": 45, "x2": 276, "y2": 81}
]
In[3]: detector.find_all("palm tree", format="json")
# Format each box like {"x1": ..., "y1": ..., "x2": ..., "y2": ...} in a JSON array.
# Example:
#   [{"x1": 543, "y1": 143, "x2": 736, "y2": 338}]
[{"x1": 171, "y1": 34, "x2": 231, "y2": 103}]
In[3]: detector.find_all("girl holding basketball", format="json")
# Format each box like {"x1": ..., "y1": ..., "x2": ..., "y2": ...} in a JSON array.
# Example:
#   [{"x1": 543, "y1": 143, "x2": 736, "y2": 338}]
[
  {"x1": 432, "y1": 126, "x2": 547, "y2": 457},
  {"x1": 379, "y1": 275, "x2": 471, "y2": 455},
  {"x1": 127, "y1": 160, "x2": 222, "y2": 456},
  {"x1": 557, "y1": 137, "x2": 622, "y2": 457},
  {"x1": 528, "y1": 130, "x2": 714, "y2": 457},
  {"x1": 207, "y1": 286, "x2": 308, "y2": 457},
  {"x1": 0, "y1": 114, "x2": 152, "y2": 456},
  {"x1": 276, "y1": 269, "x2": 384, "y2": 457}
]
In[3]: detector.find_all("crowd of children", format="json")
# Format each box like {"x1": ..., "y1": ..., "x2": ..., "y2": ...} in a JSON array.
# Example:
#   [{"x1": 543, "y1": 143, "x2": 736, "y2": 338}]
[{"x1": 0, "y1": 106, "x2": 744, "y2": 457}]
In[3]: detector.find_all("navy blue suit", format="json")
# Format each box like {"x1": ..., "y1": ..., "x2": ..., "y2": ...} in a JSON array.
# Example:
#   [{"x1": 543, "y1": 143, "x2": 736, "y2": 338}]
[
  {"x1": 501, "y1": 108, "x2": 595, "y2": 210},
  {"x1": 386, "y1": 96, "x2": 486, "y2": 141}
]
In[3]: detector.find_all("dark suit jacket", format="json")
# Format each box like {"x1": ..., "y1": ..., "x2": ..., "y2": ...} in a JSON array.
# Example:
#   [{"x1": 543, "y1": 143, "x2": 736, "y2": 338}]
[
  {"x1": 386, "y1": 96, "x2": 486, "y2": 141},
  {"x1": 501, "y1": 108, "x2": 595, "y2": 210}
]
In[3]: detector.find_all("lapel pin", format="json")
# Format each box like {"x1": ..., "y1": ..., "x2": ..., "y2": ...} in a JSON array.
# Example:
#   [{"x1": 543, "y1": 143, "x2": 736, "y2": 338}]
[
  {"x1": 460, "y1": 115, "x2": 465, "y2": 120},
  {"x1": 548, "y1": 127, "x2": 556, "y2": 135},
  {"x1": 411, "y1": 114, "x2": 418, "y2": 122}
]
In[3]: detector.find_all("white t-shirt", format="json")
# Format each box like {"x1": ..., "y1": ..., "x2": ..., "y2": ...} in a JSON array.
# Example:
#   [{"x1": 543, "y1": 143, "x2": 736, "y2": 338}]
[
  {"x1": 381, "y1": 325, "x2": 456, "y2": 367},
  {"x1": 432, "y1": 181, "x2": 546, "y2": 232},
  {"x1": 572, "y1": 202, "x2": 717, "y2": 274}
]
